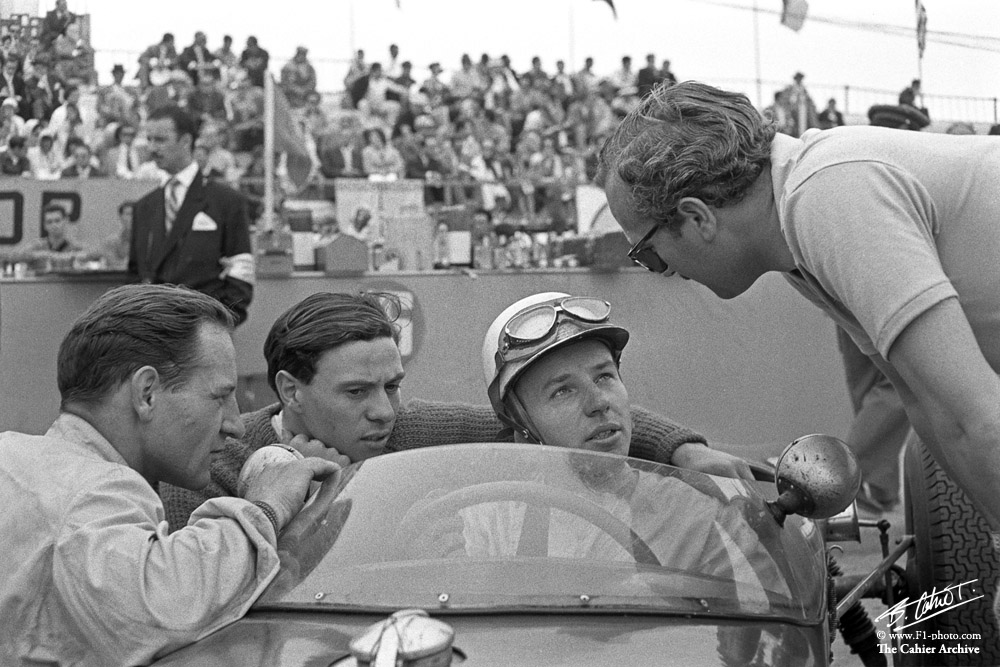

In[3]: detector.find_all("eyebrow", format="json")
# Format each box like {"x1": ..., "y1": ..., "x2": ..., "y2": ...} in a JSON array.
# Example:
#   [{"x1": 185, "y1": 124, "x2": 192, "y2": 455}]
[
  {"x1": 335, "y1": 371, "x2": 406, "y2": 389},
  {"x1": 540, "y1": 360, "x2": 616, "y2": 391}
]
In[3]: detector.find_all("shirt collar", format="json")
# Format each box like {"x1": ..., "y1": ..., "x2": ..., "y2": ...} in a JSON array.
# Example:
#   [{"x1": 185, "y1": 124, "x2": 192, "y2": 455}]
[
  {"x1": 46, "y1": 412, "x2": 130, "y2": 467},
  {"x1": 166, "y1": 160, "x2": 200, "y2": 188}
]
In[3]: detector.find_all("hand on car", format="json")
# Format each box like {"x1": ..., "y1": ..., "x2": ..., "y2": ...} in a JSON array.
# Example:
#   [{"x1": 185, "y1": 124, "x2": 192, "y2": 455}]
[
  {"x1": 243, "y1": 457, "x2": 341, "y2": 531},
  {"x1": 284, "y1": 432, "x2": 352, "y2": 468},
  {"x1": 671, "y1": 442, "x2": 755, "y2": 481},
  {"x1": 402, "y1": 489, "x2": 467, "y2": 559}
]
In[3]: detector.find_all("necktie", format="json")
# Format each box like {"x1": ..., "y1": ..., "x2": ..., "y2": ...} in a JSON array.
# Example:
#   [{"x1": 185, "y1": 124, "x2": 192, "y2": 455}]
[{"x1": 164, "y1": 178, "x2": 180, "y2": 234}]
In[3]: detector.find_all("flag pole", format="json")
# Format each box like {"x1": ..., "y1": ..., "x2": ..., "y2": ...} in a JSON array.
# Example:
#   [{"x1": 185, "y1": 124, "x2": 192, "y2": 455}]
[
  {"x1": 568, "y1": 0, "x2": 576, "y2": 73},
  {"x1": 263, "y1": 72, "x2": 276, "y2": 231},
  {"x1": 752, "y1": 0, "x2": 762, "y2": 108}
]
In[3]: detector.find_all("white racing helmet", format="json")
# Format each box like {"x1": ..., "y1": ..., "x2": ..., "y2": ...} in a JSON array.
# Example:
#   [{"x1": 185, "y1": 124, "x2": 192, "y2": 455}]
[{"x1": 482, "y1": 292, "x2": 630, "y2": 440}]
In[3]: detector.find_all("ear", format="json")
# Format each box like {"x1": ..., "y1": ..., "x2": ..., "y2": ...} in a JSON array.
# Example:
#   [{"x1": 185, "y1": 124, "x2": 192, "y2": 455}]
[
  {"x1": 130, "y1": 366, "x2": 160, "y2": 422},
  {"x1": 676, "y1": 197, "x2": 718, "y2": 242},
  {"x1": 274, "y1": 370, "x2": 303, "y2": 412}
]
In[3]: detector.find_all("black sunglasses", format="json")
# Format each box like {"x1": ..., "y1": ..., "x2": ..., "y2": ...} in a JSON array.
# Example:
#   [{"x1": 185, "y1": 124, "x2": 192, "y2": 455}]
[{"x1": 627, "y1": 221, "x2": 670, "y2": 273}]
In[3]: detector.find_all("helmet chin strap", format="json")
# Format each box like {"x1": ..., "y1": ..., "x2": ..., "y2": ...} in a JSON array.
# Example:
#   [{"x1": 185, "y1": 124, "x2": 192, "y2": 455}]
[{"x1": 504, "y1": 389, "x2": 543, "y2": 444}]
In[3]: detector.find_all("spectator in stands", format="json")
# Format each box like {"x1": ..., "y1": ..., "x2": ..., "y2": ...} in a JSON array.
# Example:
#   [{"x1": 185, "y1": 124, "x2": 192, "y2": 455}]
[
  {"x1": 227, "y1": 69, "x2": 264, "y2": 152},
  {"x1": 61, "y1": 141, "x2": 105, "y2": 179},
  {"x1": 476, "y1": 136, "x2": 513, "y2": 212},
  {"x1": 178, "y1": 31, "x2": 214, "y2": 86},
  {"x1": 52, "y1": 18, "x2": 94, "y2": 85},
  {"x1": 451, "y1": 54, "x2": 485, "y2": 101},
  {"x1": 565, "y1": 89, "x2": 615, "y2": 150},
  {"x1": 763, "y1": 90, "x2": 794, "y2": 135},
  {"x1": 574, "y1": 56, "x2": 598, "y2": 97},
  {"x1": 356, "y1": 63, "x2": 406, "y2": 128},
  {"x1": 361, "y1": 127, "x2": 405, "y2": 180},
  {"x1": 214, "y1": 35, "x2": 238, "y2": 87},
  {"x1": 103, "y1": 123, "x2": 143, "y2": 179},
  {"x1": 420, "y1": 62, "x2": 450, "y2": 109},
  {"x1": 137, "y1": 33, "x2": 178, "y2": 89},
  {"x1": 25, "y1": 56, "x2": 63, "y2": 122},
  {"x1": 29, "y1": 131, "x2": 62, "y2": 179},
  {"x1": 39, "y1": 0, "x2": 75, "y2": 50},
  {"x1": 95, "y1": 201, "x2": 134, "y2": 270},
  {"x1": 318, "y1": 124, "x2": 364, "y2": 179},
  {"x1": 52, "y1": 100, "x2": 87, "y2": 154},
  {"x1": 186, "y1": 69, "x2": 227, "y2": 123},
  {"x1": 636, "y1": 53, "x2": 662, "y2": 98},
  {"x1": 782, "y1": 71, "x2": 818, "y2": 137},
  {"x1": 97, "y1": 64, "x2": 140, "y2": 128},
  {"x1": 818, "y1": 98, "x2": 845, "y2": 129},
  {"x1": 49, "y1": 85, "x2": 84, "y2": 131},
  {"x1": 659, "y1": 59, "x2": 678, "y2": 87},
  {"x1": 521, "y1": 56, "x2": 549, "y2": 91},
  {"x1": 898, "y1": 78, "x2": 921, "y2": 108},
  {"x1": 609, "y1": 56, "x2": 637, "y2": 96},
  {"x1": 199, "y1": 121, "x2": 239, "y2": 187},
  {"x1": 280, "y1": 46, "x2": 317, "y2": 108},
  {"x1": 393, "y1": 60, "x2": 416, "y2": 92},
  {"x1": 0, "y1": 136, "x2": 31, "y2": 176},
  {"x1": 344, "y1": 49, "x2": 367, "y2": 92},
  {"x1": 26, "y1": 203, "x2": 82, "y2": 253},
  {"x1": 552, "y1": 60, "x2": 574, "y2": 108},
  {"x1": 0, "y1": 57, "x2": 27, "y2": 119},
  {"x1": 302, "y1": 90, "x2": 329, "y2": 139},
  {"x1": 239, "y1": 36, "x2": 269, "y2": 88},
  {"x1": 0, "y1": 98, "x2": 26, "y2": 144},
  {"x1": 386, "y1": 43, "x2": 401, "y2": 79}
]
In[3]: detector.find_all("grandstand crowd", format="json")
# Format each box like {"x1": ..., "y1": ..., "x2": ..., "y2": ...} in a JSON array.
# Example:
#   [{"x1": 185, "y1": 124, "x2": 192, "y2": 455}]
[{"x1": 1, "y1": 5, "x2": 997, "y2": 230}]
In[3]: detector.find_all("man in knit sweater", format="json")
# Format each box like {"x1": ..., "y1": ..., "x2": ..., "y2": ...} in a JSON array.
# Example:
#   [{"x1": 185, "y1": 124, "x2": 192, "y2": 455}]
[{"x1": 161, "y1": 291, "x2": 751, "y2": 531}]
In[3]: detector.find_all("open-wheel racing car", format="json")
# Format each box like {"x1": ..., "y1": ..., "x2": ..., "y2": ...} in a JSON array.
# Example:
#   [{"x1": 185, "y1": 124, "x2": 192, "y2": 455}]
[{"x1": 151, "y1": 434, "x2": 998, "y2": 666}]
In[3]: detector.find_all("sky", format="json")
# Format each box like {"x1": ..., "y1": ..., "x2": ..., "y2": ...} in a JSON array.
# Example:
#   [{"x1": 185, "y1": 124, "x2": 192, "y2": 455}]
[{"x1": 31, "y1": 0, "x2": 1000, "y2": 119}]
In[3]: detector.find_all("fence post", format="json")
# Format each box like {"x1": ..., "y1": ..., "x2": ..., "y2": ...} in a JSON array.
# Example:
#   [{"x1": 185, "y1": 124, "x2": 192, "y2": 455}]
[{"x1": 844, "y1": 85, "x2": 850, "y2": 117}]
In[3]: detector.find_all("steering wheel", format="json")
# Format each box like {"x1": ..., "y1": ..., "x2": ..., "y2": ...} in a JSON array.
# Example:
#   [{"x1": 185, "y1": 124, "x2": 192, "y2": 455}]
[{"x1": 397, "y1": 480, "x2": 662, "y2": 567}]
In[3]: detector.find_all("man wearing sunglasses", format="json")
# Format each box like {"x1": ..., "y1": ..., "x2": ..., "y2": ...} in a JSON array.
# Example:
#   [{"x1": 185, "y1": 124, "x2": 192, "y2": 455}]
[
  {"x1": 162, "y1": 291, "x2": 751, "y2": 531},
  {"x1": 598, "y1": 81, "x2": 1000, "y2": 616}
]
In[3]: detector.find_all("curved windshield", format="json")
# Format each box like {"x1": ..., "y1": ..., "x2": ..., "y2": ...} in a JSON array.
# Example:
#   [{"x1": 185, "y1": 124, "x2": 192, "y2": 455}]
[{"x1": 256, "y1": 443, "x2": 824, "y2": 623}]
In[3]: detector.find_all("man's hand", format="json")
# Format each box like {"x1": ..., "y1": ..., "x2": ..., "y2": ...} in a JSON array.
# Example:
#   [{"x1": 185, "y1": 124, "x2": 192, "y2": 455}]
[
  {"x1": 243, "y1": 457, "x2": 341, "y2": 531},
  {"x1": 401, "y1": 489, "x2": 467, "y2": 559},
  {"x1": 671, "y1": 442, "x2": 754, "y2": 480},
  {"x1": 285, "y1": 432, "x2": 352, "y2": 468}
]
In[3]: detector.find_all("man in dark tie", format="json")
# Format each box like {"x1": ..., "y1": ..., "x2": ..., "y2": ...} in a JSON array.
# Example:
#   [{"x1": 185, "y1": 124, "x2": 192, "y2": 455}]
[{"x1": 129, "y1": 105, "x2": 254, "y2": 324}]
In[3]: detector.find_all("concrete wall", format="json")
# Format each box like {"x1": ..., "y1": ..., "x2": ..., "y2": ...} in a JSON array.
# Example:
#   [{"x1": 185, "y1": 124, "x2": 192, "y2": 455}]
[{"x1": 0, "y1": 269, "x2": 853, "y2": 459}]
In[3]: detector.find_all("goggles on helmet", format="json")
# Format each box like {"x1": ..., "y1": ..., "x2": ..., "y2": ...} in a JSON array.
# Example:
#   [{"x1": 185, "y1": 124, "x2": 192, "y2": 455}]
[{"x1": 499, "y1": 296, "x2": 612, "y2": 359}]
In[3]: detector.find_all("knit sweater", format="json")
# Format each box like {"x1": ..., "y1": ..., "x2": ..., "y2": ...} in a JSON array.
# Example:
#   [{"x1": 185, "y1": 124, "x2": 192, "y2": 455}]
[{"x1": 160, "y1": 398, "x2": 706, "y2": 531}]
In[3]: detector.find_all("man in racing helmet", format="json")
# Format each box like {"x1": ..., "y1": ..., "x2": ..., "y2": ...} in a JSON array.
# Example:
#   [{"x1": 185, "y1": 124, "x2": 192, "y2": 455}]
[{"x1": 483, "y1": 291, "x2": 751, "y2": 476}]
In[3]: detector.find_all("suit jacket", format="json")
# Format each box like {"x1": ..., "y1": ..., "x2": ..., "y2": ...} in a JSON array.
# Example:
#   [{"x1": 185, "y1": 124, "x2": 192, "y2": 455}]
[{"x1": 129, "y1": 173, "x2": 253, "y2": 324}]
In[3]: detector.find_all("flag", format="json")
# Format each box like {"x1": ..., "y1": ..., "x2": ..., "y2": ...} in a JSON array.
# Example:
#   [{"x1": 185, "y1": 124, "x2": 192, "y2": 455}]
[
  {"x1": 915, "y1": 0, "x2": 928, "y2": 58},
  {"x1": 780, "y1": 0, "x2": 808, "y2": 32},
  {"x1": 594, "y1": 0, "x2": 617, "y2": 20},
  {"x1": 268, "y1": 74, "x2": 313, "y2": 189}
]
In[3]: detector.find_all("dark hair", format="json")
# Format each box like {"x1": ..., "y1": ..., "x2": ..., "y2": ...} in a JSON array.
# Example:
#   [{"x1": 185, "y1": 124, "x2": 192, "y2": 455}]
[
  {"x1": 148, "y1": 104, "x2": 200, "y2": 144},
  {"x1": 114, "y1": 124, "x2": 136, "y2": 143},
  {"x1": 42, "y1": 202, "x2": 66, "y2": 218},
  {"x1": 8, "y1": 135, "x2": 25, "y2": 149},
  {"x1": 364, "y1": 127, "x2": 387, "y2": 145},
  {"x1": 163, "y1": 33, "x2": 174, "y2": 42},
  {"x1": 58, "y1": 284, "x2": 235, "y2": 407},
  {"x1": 264, "y1": 292, "x2": 401, "y2": 398}
]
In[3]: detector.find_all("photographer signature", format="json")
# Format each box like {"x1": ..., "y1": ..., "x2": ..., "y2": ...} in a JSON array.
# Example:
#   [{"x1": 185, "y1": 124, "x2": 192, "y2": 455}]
[{"x1": 875, "y1": 580, "x2": 983, "y2": 631}]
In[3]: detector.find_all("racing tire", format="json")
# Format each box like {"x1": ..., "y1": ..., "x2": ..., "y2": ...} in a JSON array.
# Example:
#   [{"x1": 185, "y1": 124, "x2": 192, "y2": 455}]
[{"x1": 902, "y1": 436, "x2": 1000, "y2": 665}]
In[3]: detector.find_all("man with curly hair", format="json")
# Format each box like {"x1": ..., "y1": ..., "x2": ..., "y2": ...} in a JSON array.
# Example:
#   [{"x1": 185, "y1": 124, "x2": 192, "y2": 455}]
[{"x1": 598, "y1": 80, "x2": 1000, "y2": 632}]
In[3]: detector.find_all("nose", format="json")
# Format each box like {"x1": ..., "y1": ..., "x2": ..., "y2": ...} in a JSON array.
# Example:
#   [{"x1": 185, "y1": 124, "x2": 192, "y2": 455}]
[
  {"x1": 582, "y1": 384, "x2": 611, "y2": 417},
  {"x1": 222, "y1": 394, "x2": 245, "y2": 439},
  {"x1": 366, "y1": 388, "x2": 397, "y2": 424}
]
